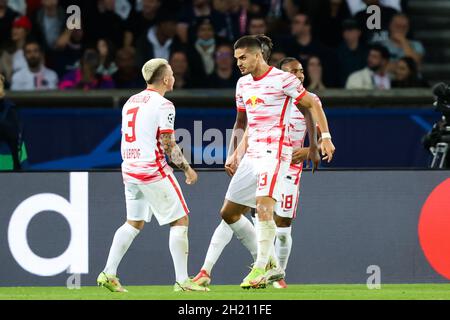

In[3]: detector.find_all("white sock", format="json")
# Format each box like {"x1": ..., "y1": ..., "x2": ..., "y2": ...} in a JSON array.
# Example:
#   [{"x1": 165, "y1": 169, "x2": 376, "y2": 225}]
[
  {"x1": 104, "y1": 223, "x2": 140, "y2": 275},
  {"x1": 254, "y1": 220, "x2": 277, "y2": 269},
  {"x1": 202, "y1": 220, "x2": 233, "y2": 275},
  {"x1": 275, "y1": 227, "x2": 292, "y2": 270},
  {"x1": 228, "y1": 216, "x2": 258, "y2": 261},
  {"x1": 169, "y1": 226, "x2": 189, "y2": 283}
]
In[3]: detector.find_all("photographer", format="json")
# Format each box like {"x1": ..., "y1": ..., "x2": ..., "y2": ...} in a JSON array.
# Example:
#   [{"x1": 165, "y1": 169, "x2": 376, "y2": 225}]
[
  {"x1": 0, "y1": 73, "x2": 26, "y2": 170},
  {"x1": 423, "y1": 82, "x2": 450, "y2": 168}
]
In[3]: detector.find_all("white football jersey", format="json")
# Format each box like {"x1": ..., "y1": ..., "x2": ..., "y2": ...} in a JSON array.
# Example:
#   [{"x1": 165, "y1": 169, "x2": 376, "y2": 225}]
[
  {"x1": 288, "y1": 92, "x2": 322, "y2": 172},
  {"x1": 121, "y1": 88, "x2": 175, "y2": 184},
  {"x1": 235, "y1": 67, "x2": 306, "y2": 163}
]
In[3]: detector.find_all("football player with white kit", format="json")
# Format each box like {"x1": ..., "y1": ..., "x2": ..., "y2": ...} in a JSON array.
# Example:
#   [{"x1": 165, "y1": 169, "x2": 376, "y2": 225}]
[
  {"x1": 194, "y1": 35, "x2": 321, "y2": 290},
  {"x1": 97, "y1": 58, "x2": 208, "y2": 293},
  {"x1": 193, "y1": 38, "x2": 335, "y2": 289}
]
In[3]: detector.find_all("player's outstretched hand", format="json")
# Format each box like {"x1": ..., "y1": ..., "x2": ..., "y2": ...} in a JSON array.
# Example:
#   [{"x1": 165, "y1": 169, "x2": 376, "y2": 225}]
[
  {"x1": 307, "y1": 147, "x2": 320, "y2": 173},
  {"x1": 185, "y1": 167, "x2": 198, "y2": 185},
  {"x1": 291, "y1": 147, "x2": 309, "y2": 164},
  {"x1": 320, "y1": 138, "x2": 335, "y2": 163},
  {"x1": 224, "y1": 153, "x2": 238, "y2": 177}
]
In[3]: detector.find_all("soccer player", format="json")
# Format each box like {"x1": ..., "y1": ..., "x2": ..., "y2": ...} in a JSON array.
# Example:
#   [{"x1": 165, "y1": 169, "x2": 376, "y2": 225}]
[
  {"x1": 196, "y1": 35, "x2": 321, "y2": 290},
  {"x1": 270, "y1": 56, "x2": 334, "y2": 289},
  {"x1": 193, "y1": 37, "x2": 334, "y2": 289},
  {"x1": 97, "y1": 58, "x2": 208, "y2": 293}
]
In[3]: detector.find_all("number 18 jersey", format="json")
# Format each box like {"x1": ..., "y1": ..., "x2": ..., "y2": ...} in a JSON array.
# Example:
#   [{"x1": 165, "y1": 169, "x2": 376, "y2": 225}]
[{"x1": 121, "y1": 88, "x2": 175, "y2": 184}]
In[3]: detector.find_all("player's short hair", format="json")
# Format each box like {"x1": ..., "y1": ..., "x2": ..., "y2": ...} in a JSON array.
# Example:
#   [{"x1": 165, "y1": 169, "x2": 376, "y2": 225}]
[
  {"x1": 253, "y1": 35, "x2": 273, "y2": 63},
  {"x1": 234, "y1": 35, "x2": 262, "y2": 53},
  {"x1": 278, "y1": 57, "x2": 299, "y2": 70},
  {"x1": 142, "y1": 58, "x2": 169, "y2": 84}
]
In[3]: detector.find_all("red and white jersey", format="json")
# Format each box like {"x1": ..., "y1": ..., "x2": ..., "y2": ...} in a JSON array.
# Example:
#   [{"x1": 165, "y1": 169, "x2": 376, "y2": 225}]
[
  {"x1": 236, "y1": 66, "x2": 306, "y2": 162},
  {"x1": 121, "y1": 88, "x2": 175, "y2": 184},
  {"x1": 288, "y1": 92, "x2": 323, "y2": 175}
]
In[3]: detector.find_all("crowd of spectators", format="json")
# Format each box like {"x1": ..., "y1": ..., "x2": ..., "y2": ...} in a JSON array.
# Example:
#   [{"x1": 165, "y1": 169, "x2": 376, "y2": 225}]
[{"x1": 0, "y1": 0, "x2": 429, "y2": 91}]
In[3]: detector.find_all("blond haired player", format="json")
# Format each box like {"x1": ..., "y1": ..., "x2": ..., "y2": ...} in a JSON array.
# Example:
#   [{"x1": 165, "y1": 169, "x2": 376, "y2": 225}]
[{"x1": 97, "y1": 58, "x2": 208, "y2": 293}]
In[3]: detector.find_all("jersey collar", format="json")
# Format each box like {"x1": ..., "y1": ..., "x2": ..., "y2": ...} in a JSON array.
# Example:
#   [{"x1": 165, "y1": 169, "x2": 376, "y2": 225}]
[{"x1": 252, "y1": 66, "x2": 273, "y2": 81}]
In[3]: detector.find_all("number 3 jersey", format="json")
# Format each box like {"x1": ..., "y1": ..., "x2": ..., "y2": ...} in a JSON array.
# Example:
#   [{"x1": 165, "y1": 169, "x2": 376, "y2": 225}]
[{"x1": 121, "y1": 88, "x2": 175, "y2": 184}]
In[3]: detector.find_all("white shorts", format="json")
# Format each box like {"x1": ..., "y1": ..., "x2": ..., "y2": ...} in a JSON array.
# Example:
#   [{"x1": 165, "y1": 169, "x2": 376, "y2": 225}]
[
  {"x1": 274, "y1": 165, "x2": 302, "y2": 219},
  {"x1": 225, "y1": 154, "x2": 290, "y2": 208},
  {"x1": 124, "y1": 172, "x2": 189, "y2": 226}
]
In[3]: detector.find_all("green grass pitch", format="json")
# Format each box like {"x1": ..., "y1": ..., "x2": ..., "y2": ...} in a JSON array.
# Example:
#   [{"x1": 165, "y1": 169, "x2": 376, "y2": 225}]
[{"x1": 1, "y1": 284, "x2": 450, "y2": 300}]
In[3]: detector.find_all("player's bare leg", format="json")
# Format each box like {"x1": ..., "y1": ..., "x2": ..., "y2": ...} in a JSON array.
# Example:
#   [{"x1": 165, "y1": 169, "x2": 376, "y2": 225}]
[
  {"x1": 273, "y1": 214, "x2": 293, "y2": 289},
  {"x1": 98, "y1": 220, "x2": 143, "y2": 292}
]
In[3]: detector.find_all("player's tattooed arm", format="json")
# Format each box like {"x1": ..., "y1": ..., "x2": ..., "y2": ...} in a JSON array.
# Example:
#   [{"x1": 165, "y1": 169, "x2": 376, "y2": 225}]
[{"x1": 160, "y1": 133, "x2": 190, "y2": 172}]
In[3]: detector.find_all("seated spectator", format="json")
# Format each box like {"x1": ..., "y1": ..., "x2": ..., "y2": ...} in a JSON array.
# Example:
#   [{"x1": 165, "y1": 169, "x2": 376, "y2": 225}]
[
  {"x1": 0, "y1": 16, "x2": 31, "y2": 84},
  {"x1": 336, "y1": 19, "x2": 368, "y2": 87},
  {"x1": 0, "y1": 0, "x2": 19, "y2": 48},
  {"x1": 391, "y1": 57, "x2": 428, "y2": 88},
  {"x1": 210, "y1": 0, "x2": 239, "y2": 42},
  {"x1": 207, "y1": 42, "x2": 240, "y2": 88},
  {"x1": 59, "y1": 48, "x2": 114, "y2": 90},
  {"x1": 177, "y1": 0, "x2": 212, "y2": 44},
  {"x1": 136, "y1": 12, "x2": 182, "y2": 66},
  {"x1": 10, "y1": 40, "x2": 59, "y2": 90},
  {"x1": 346, "y1": 44, "x2": 392, "y2": 89},
  {"x1": 354, "y1": 0, "x2": 398, "y2": 44},
  {"x1": 315, "y1": 0, "x2": 351, "y2": 48},
  {"x1": 125, "y1": 0, "x2": 161, "y2": 47},
  {"x1": 380, "y1": 13, "x2": 425, "y2": 66},
  {"x1": 285, "y1": 13, "x2": 338, "y2": 87},
  {"x1": 230, "y1": 0, "x2": 250, "y2": 36},
  {"x1": 268, "y1": 50, "x2": 286, "y2": 67},
  {"x1": 96, "y1": 38, "x2": 118, "y2": 77},
  {"x1": 169, "y1": 50, "x2": 193, "y2": 89},
  {"x1": 113, "y1": 46, "x2": 143, "y2": 89},
  {"x1": 30, "y1": 0, "x2": 67, "y2": 53},
  {"x1": 304, "y1": 56, "x2": 326, "y2": 91},
  {"x1": 187, "y1": 17, "x2": 217, "y2": 87},
  {"x1": 247, "y1": 14, "x2": 267, "y2": 36},
  {"x1": 52, "y1": 28, "x2": 84, "y2": 78},
  {"x1": 83, "y1": 0, "x2": 126, "y2": 49}
]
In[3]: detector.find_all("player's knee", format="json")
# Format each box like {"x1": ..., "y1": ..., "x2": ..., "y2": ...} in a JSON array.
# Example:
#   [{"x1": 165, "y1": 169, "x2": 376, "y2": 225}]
[
  {"x1": 171, "y1": 215, "x2": 189, "y2": 227},
  {"x1": 220, "y1": 208, "x2": 238, "y2": 224},
  {"x1": 274, "y1": 214, "x2": 292, "y2": 228},
  {"x1": 256, "y1": 203, "x2": 272, "y2": 219},
  {"x1": 127, "y1": 220, "x2": 145, "y2": 230}
]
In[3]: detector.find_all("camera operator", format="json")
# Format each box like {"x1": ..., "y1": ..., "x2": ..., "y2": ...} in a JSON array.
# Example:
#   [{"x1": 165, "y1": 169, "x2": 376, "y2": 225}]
[
  {"x1": 423, "y1": 82, "x2": 450, "y2": 169},
  {"x1": 0, "y1": 73, "x2": 24, "y2": 170}
]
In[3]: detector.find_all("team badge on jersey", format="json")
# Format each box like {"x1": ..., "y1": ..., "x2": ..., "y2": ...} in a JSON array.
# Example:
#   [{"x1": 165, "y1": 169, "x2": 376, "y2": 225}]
[
  {"x1": 246, "y1": 96, "x2": 265, "y2": 108},
  {"x1": 168, "y1": 113, "x2": 175, "y2": 124}
]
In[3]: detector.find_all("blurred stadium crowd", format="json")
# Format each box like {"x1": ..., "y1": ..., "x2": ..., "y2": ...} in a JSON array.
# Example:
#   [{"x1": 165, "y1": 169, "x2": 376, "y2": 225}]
[{"x1": 0, "y1": 0, "x2": 429, "y2": 91}]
